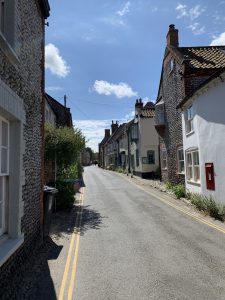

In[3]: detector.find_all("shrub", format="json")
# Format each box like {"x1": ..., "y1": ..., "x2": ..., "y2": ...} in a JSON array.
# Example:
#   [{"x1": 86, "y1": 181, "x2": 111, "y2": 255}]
[
  {"x1": 165, "y1": 182, "x2": 174, "y2": 191},
  {"x1": 55, "y1": 180, "x2": 75, "y2": 210},
  {"x1": 172, "y1": 184, "x2": 186, "y2": 199},
  {"x1": 190, "y1": 193, "x2": 225, "y2": 222}
]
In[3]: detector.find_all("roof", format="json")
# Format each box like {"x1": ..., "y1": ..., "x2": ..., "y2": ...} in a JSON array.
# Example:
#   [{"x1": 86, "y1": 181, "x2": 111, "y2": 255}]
[
  {"x1": 102, "y1": 123, "x2": 127, "y2": 146},
  {"x1": 178, "y1": 46, "x2": 225, "y2": 69},
  {"x1": 45, "y1": 93, "x2": 73, "y2": 127},
  {"x1": 156, "y1": 45, "x2": 225, "y2": 103},
  {"x1": 39, "y1": 0, "x2": 50, "y2": 18},
  {"x1": 140, "y1": 102, "x2": 155, "y2": 118},
  {"x1": 177, "y1": 67, "x2": 225, "y2": 109},
  {"x1": 140, "y1": 109, "x2": 155, "y2": 118}
]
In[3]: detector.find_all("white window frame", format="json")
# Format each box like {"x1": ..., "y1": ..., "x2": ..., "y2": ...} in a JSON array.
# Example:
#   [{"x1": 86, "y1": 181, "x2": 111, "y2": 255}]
[
  {"x1": 0, "y1": 117, "x2": 9, "y2": 236},
  {"x1": 161, "y1": 149, "x2": 167, "y2": 170},
  {"x1": 177, "y1": 147, "x2": 184, "y2": 174},
  {"x1": 185, "y1": 106, "x2": 194, "y2": 134},
  {"x1": 0, "y1": 79, "x2": 25, "y2": 267},
  {"x1": 186, "y1": 149, "x2": 200, "y2": 184}
]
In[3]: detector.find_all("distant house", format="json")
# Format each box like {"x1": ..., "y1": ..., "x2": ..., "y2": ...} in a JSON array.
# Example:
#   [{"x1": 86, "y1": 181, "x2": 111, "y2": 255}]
[
  {"x1": 155, "y1": 24, "x2": 225, "y2": 185},
  {"x1": 128, "y1": 99, "x2": 159, "y2": 178},
  {"x1": 45, "y1": 93, "x2": 73, "y2": 127},
  {"x1": 177, "y1": 68, "x2": 225, "y2": 203},
  {"x1": 0, "y1": 0, "x2": 50, "y2": 296},
  {"x1": 99, "y1": 129, "x2": 111, "y2": 168},
  {"x1": 103, "y1": 121, "x2": 120, "y2": 169}
]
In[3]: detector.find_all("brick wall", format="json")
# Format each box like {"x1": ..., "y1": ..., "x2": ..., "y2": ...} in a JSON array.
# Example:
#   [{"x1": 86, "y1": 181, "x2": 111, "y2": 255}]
[{"x1": 0, "y1": 0, "x2": 46, "y2": 297}]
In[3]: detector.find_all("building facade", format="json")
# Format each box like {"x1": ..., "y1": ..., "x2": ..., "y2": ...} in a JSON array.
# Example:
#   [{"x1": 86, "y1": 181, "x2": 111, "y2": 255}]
[
  {"x1": 0, "y1": 0, "x2": 50, "y2": 296},
  {"x1": 129, "y1": 99, "x2": 159, "y2": 178},
  {"x1": 155, "y1": 24, "x2": 225, "y2": 184},
  {"x1": 178, "y1": 68, "x2": 225, "y2": 203}
]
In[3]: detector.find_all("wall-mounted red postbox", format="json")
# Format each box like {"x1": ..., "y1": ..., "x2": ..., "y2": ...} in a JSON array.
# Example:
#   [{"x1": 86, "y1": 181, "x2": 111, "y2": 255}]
[{"x1": 205, "y1": 163, "x2": 215, "y2": 190}]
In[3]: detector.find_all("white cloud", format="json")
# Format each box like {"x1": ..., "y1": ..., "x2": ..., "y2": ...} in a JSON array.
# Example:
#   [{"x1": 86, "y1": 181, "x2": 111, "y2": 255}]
[
  {"x1": 99, "y1": 16, "x2": 126, "y2": 27},
  {"x1": 46, "y1": 86, "x2": 63, "y2": 92},
  {"x1": 176, "y1": 3, "x2": 188, "y2": 18},
  {"x1": 125, "y1": 111, "x2": 135, "y2": 121},
  {"x1": 74, "y1": 119, "x2": 112, "y2": 152},
  {"x1": 117, "y1": 2, "x2": 131, "y2": 16},
  {"x1": 176, "y1": 3, "x2": 205, "y2": 20},
  {"x1": 188, "y1": 23, "x2": 205, "y2": 35},
  {"x1": 210, "y1": 32, "x2": 225, "y2": 45},
  {"x1": 45, "y1": 43, "x2": 70, "y2": 77},
  {"x1": 92, "y1": 80, "x2": 137, "y2": 99},
  {"x1": 189, "y1": 5, "x2": 205, "y2": 20}
]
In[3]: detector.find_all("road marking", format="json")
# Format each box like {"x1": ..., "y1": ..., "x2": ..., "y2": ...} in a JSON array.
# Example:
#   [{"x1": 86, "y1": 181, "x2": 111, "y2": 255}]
[
  {"x1": 121, "y1": 175, "x2": 225, "y2": 235},
  {"x1": 58, "y1": 188, "x2": 84, "y2": 300},
  {"x1": 67, "y1": 191, "x2": 84, "y2": 300}
]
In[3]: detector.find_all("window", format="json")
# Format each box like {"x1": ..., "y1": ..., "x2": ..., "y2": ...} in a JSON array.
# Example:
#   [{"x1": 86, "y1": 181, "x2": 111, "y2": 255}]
[
  {"x1": 186, "y1": 150, "x2": 200, "y2": 183},
  {"x1": 0, "y1": 0, "x2": 5, "y2": 34},
  {"x1": 170, "y1": 58, "x2": 174, "y2": 72},
  {"x1": 184, "y1": 106, "x2": 194, "y2": 134},
  {"x1": 177, "y1": 147, "x2": 184, "y2": 174},
  {"x1": 155, "y1": 99, "x2": 165, "y2": 125},
  {"x1": 161, "y1": 149, "x2": 167, "y2": 170},
  {"x1": 136, "y1": 149, "x2": 139, "y2": 167},
  {"x1": 131, "y1": 124, "x2": 138, "y2": 140},
  {"x1": 0, "y1": 117, "x2": 9, "y2": 236},
  {"x1": 147, "y1": 150, "x2": 155, "y2": 164},
  {"x1": 0, "y1": 0, "x2": 17, "y2": 54}
]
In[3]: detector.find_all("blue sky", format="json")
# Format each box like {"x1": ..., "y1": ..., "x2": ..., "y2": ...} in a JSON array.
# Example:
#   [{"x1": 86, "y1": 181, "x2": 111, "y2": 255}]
[{"x1": 45, "y1": 0, "x2": 225, "y2": 151}]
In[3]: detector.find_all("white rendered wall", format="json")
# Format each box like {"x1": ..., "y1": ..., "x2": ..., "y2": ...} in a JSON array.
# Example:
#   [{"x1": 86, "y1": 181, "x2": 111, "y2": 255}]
[{"x1": 182, "y1": 79, "x2": 225, "y2": 203}]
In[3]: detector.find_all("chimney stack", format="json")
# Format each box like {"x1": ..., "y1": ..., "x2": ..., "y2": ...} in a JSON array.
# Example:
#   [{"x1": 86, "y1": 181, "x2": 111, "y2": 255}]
[
  {"x1": 64, "y1": 95, "x2": 67, "y2": 107},
  {"x1": 135, "y1": 98, "x2": 143, "y2": 115},
  {"x1": 105, "y1": 129, "x2": 110, "y2": 138},
  {"x1": 166, "y1": 24, "x2": 179, "y2": 47},
  {"x1": 111, "y1": 120, "x2": 119, "y2": 134}
]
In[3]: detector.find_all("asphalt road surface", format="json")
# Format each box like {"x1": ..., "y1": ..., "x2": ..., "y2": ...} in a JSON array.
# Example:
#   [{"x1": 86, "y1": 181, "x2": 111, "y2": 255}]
[{"x1": 71, "y1": 166, "x2": 225, "y2": 300}]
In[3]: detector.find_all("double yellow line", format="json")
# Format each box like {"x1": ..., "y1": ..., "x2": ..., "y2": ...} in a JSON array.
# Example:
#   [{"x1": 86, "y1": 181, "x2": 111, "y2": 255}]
[
  {"x1": 58, "y1": 188, "x2": 84, "y2": 300},
  {"x1": 122, "y1": 175, "x2": 225, "y2": 235}
]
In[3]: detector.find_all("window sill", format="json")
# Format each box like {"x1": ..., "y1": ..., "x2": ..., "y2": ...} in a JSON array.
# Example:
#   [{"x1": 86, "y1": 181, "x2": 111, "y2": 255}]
[
  {"x1": 177, "y1": 172, "x2": 185, "y2": 175},
  {"x1": 0, "y1": 32, "x2": 19, "y2": 67},
  {"x1": 0, "y1": 235, "x2": 24, "y2": 267},
  {"x1": 187, "y1": 180, "x2": 201, "y2": 186},
  {"x1": 186, "y1": 130, "x2": 194, "y2": 137}
]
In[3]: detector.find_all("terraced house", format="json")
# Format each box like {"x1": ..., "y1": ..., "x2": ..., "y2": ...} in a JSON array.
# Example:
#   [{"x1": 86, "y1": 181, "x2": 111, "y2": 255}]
[
  {"x1": 0, "y1": 0, "x2": 50, "y2": 296},
  {"x1": 128, "y1": 99, "x2": 159, "y2": 178},
  {"x1": 155, "y1": 24, "x2": 225, "y2": 185}
]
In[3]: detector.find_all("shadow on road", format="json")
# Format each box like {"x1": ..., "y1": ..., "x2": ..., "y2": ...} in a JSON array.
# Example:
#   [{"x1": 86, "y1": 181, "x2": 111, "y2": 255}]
[{"x1": 50, "y1": 203, "x2": 107, "y2": 239}]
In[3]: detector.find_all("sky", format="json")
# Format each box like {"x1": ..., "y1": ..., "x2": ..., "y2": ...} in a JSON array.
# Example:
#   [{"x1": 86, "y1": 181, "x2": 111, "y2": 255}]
[{"x1": 45, "y1": 0, "x2": 225, "y2": 151}]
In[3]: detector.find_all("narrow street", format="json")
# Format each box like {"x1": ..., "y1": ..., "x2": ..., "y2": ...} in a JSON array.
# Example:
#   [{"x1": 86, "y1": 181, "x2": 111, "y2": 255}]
[{"x1": 59, "y1": 165, "x2": 225, "y2": 300}]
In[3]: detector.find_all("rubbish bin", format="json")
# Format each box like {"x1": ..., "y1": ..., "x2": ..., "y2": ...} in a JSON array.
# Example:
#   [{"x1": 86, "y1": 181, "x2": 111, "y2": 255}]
[{"x1": 43, "y1": 186, "x2": 58, "y2": 237}]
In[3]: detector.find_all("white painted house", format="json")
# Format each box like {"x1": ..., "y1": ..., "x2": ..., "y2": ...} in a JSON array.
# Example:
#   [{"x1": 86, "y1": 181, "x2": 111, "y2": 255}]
[
  {"x1": 129, "y1": 99, "x2": 159, "y2": 178},
  {"x1": 178, "y1": 68, "x2": 225, "y2": 204}
]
